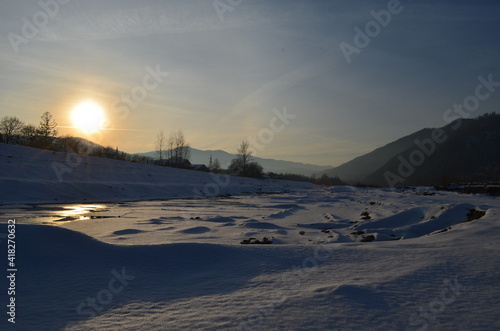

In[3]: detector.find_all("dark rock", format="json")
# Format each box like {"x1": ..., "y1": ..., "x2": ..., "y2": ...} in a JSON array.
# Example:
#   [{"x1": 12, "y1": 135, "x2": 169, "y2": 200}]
[
  {"x1": 360, "y1": 235, "x2": 375, "y2": 242},
  {"x1": 465, "y1": 209, "x2": 486, "y2": 222},
  {"x1": 360, "y1": 211, "x2": 371, "y2": 220},
  {"x1": 240, "y1": 237, "x2": 273, "y2": 244}
]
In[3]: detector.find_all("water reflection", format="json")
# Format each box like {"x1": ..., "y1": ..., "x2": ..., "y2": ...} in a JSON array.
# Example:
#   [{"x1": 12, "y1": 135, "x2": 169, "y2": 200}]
[
  {"x1": 0, "y1": 204, "x2": 108, "y2": 224},
  {"x1": 52, "y1": 205, "x2": 108, "y2": 222},
  {"x1": 2, "y1": 196, "x2": 261, "y2": 225}
]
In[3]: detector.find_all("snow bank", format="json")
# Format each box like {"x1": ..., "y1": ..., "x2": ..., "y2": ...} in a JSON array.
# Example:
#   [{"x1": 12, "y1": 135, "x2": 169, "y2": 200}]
[
  {"x1": 1, "y1": 208, "x2": 499, "y2": 330},
  {"x1": 0, "y1": 143, "x2": 312, "y2": 204}
]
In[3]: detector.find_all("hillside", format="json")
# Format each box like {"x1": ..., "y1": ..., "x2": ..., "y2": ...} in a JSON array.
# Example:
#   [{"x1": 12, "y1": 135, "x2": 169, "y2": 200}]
[
  {"x1": 321, "y1": 129, "x2": 435, "y2": 182},
  {"x1": 322, "y1": 114, "x2": 500, "y2": 187},
  {"x1": 364, "y1": 115, "x2": 500, "y2": 186},
  {"x1": 139, "y1": 148, "x2": 331, "y2": 176},
  {"x1": 0, "y1": 143, "x2": 312, "y2": 204}
]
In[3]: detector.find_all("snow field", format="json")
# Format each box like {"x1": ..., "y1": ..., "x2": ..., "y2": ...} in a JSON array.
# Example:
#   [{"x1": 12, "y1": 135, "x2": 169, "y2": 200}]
[{"x1": 1, "y1": 143, "x2": 499, "y2": 330}]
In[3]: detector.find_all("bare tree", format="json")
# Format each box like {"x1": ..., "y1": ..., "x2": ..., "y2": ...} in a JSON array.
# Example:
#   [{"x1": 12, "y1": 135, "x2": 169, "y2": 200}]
[
  {"x1": 0, "y1": 116, "x2": 24, "y2": 144},
  {"x1": 167, "y1": 130, "x2": 191, "y2": 166},
  {"x1": 38, "y1": 112, "x2": 58, "y2": 137},
  {"x1": 229, "y1": 140, "x2": 263, "y2": 178},
  {"x1": 21, "y1": 124, "x2": 37, "y2": 136},
  {"x1": 21, "y1": 124, "x2": 38, "y2": 146},
  {"x1": 212, "y1": 158, "x2": 221, "y2": 173},
  {"x1": 237, "y1": 140, "x2": 252, "y2": 170},
  {"x1": 166, "y1": 132, "x2": 174, "y2": 161},
  {"x1": 155, "y1": 130, "x2": 167, "y2": 164}
]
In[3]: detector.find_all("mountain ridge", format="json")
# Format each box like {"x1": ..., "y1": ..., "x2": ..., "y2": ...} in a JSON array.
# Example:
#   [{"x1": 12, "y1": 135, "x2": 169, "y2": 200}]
[
  {"x1": 321, "y1": 113, "x2": 500, "y2": 186},
  {"x1": 138, "y1": 148, "x2": 332, "y2": 176}
]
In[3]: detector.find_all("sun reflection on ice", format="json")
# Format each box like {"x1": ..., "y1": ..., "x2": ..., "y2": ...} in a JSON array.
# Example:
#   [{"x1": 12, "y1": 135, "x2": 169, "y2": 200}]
[{"x1": 54, "y1": 205, "x2": 107, "y2": 222}]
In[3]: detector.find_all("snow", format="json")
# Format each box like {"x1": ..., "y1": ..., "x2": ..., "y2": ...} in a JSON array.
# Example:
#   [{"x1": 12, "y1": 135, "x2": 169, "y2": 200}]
[
  {"x1": 1, "y1": 143, "x2": 499, "y2": 330},
  {"x1": 0, "y1": 143, "x2": 312, "y2": 204}
]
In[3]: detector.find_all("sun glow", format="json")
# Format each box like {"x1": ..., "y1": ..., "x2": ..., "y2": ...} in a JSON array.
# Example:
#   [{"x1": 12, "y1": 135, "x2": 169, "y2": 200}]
[{"x1": 71, "y1": 100, "x2": 106, "y2": 133}]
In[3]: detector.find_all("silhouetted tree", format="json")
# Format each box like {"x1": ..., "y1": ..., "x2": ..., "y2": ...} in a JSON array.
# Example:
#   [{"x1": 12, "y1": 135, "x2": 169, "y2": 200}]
[
  {"x1": 229, "y1": 140, "x2": 263, "y2": 178},
  {"x1": 155, "y1": 130, "x2": 167, "y2": 164},
  {"x1": 212, "y1": 158, "x2": 221, "y2": 173},
  {"x1": 38, "y1": 112, "x2": 58, "y2": 137},
  {"x1": 0, "y1": 116, "x2": 24, "y2": 144},
  {"x1": 315, "y1": 174, "x2": 345, "y2": 186},
  {"x1": 243, "y1": 162, "x2": 264, "y2": 178},
  {"x1": 20, "y1": 124, "x2": 38, "y2": 146},
  {"x1": 166, "y1": 130, "x2": 191, "y2": 166},
  {"x1": 237, "y1": 140, "x2": 252, "y2": 169},
  {"x1": 34, "y1": 112, "x2": 58, "y2": 149}
]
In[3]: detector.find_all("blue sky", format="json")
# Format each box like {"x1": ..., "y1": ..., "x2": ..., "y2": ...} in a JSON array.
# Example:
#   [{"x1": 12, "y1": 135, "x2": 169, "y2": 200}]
[{"x1": 1, "y1": 0, "x2": 499, "y2": 166}]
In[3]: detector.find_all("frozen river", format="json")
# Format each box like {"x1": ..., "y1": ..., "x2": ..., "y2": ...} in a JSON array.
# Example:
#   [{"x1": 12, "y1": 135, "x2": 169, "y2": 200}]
[
  {"x1": 0, "y1": 195, "x2": 268, "y2": 226},
  {"x1": 3, "y1": 187, "x2": 496, "y2": 247}
]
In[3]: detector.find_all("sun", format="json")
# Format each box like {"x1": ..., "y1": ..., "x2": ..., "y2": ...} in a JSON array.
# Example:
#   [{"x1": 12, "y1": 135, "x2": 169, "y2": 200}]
[{"x1": 71, "y1": 100, "x2": 106, "y2": 133}]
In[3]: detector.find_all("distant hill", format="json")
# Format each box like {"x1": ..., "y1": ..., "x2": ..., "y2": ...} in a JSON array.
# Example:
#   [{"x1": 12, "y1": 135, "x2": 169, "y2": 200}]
[
  {"x1": 321, "y1": 113, "x2": 500, "y2": 187},
  {"x1": 139, "y1": 149, "x2": 331, "y2": 176}
]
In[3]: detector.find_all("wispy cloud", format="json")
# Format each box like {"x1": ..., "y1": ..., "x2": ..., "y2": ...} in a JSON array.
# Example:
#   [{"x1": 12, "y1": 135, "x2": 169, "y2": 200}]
[{"x1": 1, "y1": 0, "x2": 499, "y2": 165}]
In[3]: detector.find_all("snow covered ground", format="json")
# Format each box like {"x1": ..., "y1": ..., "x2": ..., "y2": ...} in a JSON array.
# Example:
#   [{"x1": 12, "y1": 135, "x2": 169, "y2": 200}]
[
  {"x1": 1, "y1": 143, "x2": 499, "y2": 330},
  {"x1": 0, "y1": 143, "x2": 311, "y2": 205}
]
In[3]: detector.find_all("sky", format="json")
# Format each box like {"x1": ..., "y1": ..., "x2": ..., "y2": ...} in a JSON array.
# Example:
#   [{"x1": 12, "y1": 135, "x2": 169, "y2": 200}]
[{"x1": 0, "y1": 0, "x2": 499, "y2": 167}]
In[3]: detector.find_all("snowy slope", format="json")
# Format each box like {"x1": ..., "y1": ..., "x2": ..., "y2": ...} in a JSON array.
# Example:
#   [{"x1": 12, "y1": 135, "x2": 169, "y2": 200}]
[
  {"x1": 323, "y1": 115, "x2": 500, "y2": 186},
  {"x1": 1, "y1": 187, "x2": 499, "y2": 330},
  {"x1": 0, "y1": 143, "x2": 311, "y2": 205}
]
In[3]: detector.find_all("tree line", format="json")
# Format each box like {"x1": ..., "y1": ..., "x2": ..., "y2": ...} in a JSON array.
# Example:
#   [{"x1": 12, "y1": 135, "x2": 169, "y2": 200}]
[
  {"x1": 0, "y1": 113, "x2": 344, "y2": 185},
  {"x1": 0, "y1": 112, "x2": 57, "y2": 148},
  {"x1": 155, "y1": 130, "x2": 191, "y2": 166},
  {"x1": 0, "y1": 112, "x2": 153, "y2": 164},
  {"x1": 154, "y1": 131, "x2": 264, "y2": 178},
  {"x1": 154, "y1": 131, "x2": 345, "y2": 185}
]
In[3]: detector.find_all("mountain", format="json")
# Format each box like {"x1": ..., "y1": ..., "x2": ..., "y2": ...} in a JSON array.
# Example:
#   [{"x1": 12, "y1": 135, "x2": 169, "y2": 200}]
[
  {"x1": 322, "y1": 113, "x2": 500, "y2": 187},
  {"x1": 139, "y1": 148, "x2": 331, "y2": 176},
  {"x1": 320, "y1": 129, "x2": 436, "y2": 182}
]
